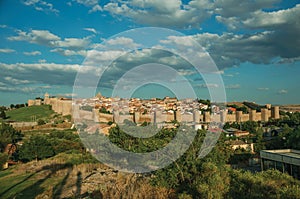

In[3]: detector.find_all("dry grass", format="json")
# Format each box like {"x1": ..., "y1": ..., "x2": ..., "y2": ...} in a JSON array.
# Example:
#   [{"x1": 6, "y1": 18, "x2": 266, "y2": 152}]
[{"x1": 0, "y1": 153, "x2": 174, "y2": 199}]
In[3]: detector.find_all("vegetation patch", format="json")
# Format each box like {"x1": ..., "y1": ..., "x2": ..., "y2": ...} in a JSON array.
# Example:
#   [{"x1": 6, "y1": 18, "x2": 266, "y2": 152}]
[{"x1": 6, "y1": 105, "x2": 54, "y2": 122}]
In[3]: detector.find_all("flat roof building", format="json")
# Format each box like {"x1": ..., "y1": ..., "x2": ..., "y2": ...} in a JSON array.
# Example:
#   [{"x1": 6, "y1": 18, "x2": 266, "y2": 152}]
[{"x1": 260, "y1": 149, "x2": 300, "y2": 180}]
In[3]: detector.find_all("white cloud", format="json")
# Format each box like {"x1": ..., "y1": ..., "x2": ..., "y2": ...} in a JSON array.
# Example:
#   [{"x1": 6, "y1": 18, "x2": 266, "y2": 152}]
[
  {"x1": 74, "y1": 0, "x2": 98, "y2": 7},
  {"x1": 85, "y1": 50, "x2": 125, "y2": 64},
  {"x1": 0, "y1": 86, "x2": 35, "y2": 93},
  {"x1": 0, "y1": 48, "x2": 15, "y2": 53},
  {"x1": 160, "y1": 35, "x2": 195, "y2": 47},
  {"x1": 7, "y1": 29, "x2": 91, "y2": 56},
  {"x1": 50, "y1": 48, "x2": 87, "y2": 56},
  {"x1": 197, "y1": 83, "x2": 219, "y2": 88},
  {"x1": 23, "y1": 51, "x2": 41, "y2": 56},
  {"x1": 278, "y1": 89, "x2": 288, "y2": 94},
  {"x1": 103, "y1": 0, "x2": 213, "y2": 28},
  {"x1": 8, "y1": 30, "x2": 90, "y2": 50},
  {"x1": 73, "y1": 0, "x2": 102, "y2": 13},
  {"x1": 257, "y1": 87, "x2": 269, "y2": 91},
  {"x1": 83, "y1": 28, "x2": 97, "y2": 34},
  {"x1": 55, "y1": 37, "x2": 90, "y2": 50},
  {"x1": 243, "y1": 4, "x2": 300, "y2": 29},
  {"x1": 106, "y1": 37, "x2": 140, "y2": 49},
  {"x1": 89, "y1": 5, "x2": 102, "y2": 13},
  {"x1": 8, "y1": 30, "x2": 60, "y2": 46},
  {"x1": 4, "y1": 76, "x2": 31, "y2": 84},
  {"x1": 38, "y1": 59, "x2": 47, "y2": 63},
  {"x1": 22, "y1": 0, "x2": 59, "y2": 14},
  {"x1": 226, "y1": 84, "x2": 241, "y2": 89},
  {"x1": 0, "y1": 62, "x2": 105, "y2": 89}
]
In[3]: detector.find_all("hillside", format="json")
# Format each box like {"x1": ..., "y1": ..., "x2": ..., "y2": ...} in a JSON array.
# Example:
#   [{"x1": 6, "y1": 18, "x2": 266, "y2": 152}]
[
  {"x1": 0, "y1": 153, "x2": 172, "y2": 199},
  {"x1": 6, "y1": 105, "x2": 55, "y2": 122}
]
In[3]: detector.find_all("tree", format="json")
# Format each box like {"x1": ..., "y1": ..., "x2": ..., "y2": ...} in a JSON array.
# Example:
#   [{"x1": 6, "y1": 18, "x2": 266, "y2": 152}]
[
  {"x1": 194, "y1": 162, "x2": 230, "y2": 199},
  {"x1": 0, "y1": 110, "x2": 6, "y2": 119},
  {"x1": 19, "y1": 135, "x2": 54, "y2": 162},
  {"x1": 254, "y1": 128, "x2": 265, "y2": 153},
  {"x1": 228, "y1": 169, "x2": 300, "y2": 199},
  {"x1": 37, "y1": 119, "x2": 46, "y2": 125},
  {"x1": 286, "y1": 126, "x2": 300, "y2": 150},
  {"x1": 10, "y1": 104, "x2": 15, "y2": 109},
  {"x1": 0, "y1": 153, "x2": 8, "y2": 170},
  {"x1": 0, "y1": 122, "x2": 22, "y2": 153}
]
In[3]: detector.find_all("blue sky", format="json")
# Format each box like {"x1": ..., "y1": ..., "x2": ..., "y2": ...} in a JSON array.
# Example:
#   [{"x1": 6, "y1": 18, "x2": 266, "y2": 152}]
[{"x1": 0, "y1": 0, "x2": 300, "y2": 106}]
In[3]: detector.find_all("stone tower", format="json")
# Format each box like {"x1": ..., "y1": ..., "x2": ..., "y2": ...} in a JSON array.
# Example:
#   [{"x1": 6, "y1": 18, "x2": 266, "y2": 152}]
[
  {"x1": 249, "y1": 110, "x2": 257, "y2": 121},
  {"x1": 204, "y1": 111, "x2": 211, "y2": 123},
  {"x1": 271, "y1": 106, "x2": 280, "y2": 119},
  {"x1": 220, "y1": 110, "x2": 227, "y2": 123},
  {"x1": 175, "y1": 110, "x2": 182, "y2": 122},
  {"x1": 261, "y1": 108, "x2": 269, "y2": 122},
  {"x1": 193, "y1": 110, "x2": 200, "y2": 123},
  {"x1": 44, "y1": 93, "x2": 50, "y2": 105},
  {"x1": 236, "y1": 111, "x2": 243, "y2": 123},
  {"x1": 134, "y1": 111, "x2": 140, "y2": 124}
]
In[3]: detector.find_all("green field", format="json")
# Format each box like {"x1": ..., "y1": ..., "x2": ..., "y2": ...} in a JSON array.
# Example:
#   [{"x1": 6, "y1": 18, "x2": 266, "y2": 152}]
[{"x1": 6, "y1": 105, "x2": 54, "y2": 122}]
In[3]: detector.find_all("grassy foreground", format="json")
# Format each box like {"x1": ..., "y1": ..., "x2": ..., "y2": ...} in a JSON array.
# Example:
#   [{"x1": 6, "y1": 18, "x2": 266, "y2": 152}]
[
  {"x1": 0, "y1": 153, "x2": 171, "y2": 199},
  {"x1": 6, "y1": 105, "x2": 54, "y2": 122}
]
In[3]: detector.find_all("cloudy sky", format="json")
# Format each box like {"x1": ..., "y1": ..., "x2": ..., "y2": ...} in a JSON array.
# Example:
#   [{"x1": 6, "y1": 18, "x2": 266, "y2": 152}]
[{"x1": 0, "y1": 0, "x2": 299, "y2": 106}]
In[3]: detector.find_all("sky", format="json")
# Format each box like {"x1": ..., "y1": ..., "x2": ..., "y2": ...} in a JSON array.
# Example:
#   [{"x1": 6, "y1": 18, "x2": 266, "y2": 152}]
[{"x1": 0, "y1": 0, "x2": 300, "y2": 106}]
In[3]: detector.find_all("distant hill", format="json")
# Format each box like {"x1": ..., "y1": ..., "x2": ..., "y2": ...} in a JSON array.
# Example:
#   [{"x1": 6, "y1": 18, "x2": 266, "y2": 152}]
[{"x1": 6, "y1": 105, "x2": 54, "y2": 122}]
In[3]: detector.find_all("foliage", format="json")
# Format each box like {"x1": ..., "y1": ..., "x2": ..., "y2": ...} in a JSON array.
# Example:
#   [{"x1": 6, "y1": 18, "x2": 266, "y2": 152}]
[
  {"x1": 0, "y1": 153, "x2": 8, "y2": 170},
  {"x1": 0, "y1": 110, "x2": 6, "y2": 119},
  {"x1": 18, "y1": 130, "x2": 84, "y2": 162},
  {"x1": 108, "y1": 125, "x2": 176, "y2": 153},
  {"x1": 0, "y1": 122, "x2": 22, "y2": 153},
  {"x1": 254, "y1": 127, "x2": 265, "y2": 153},
  {"x1": 19, "y1": 135, "x2": 55, "y2": 162},
  {"x1": 198, "y1": 99, "x2": 211, "y2": 106},
  {"x1": 37, "y1": 119, "x2": 46, "y2": 125},
  {"x1": 286, "y1": 126, "x2": 300, "y2": 150},
  {"x1": 49, "y1": 130, "x2": 83, "y2": 154},
  {"x1": 228, "y1": 169, "x2": 300, "y2": 199},
  {"x1": 99, "y1": 107, "x2": 110, "y2": 114},
  {"x1": 150, "y1": 130, "x2": 233, "y2": 197}
]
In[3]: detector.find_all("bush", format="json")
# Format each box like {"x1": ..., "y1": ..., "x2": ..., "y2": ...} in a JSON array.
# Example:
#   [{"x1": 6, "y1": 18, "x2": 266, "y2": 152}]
[
  {"x1": 37, "y1": 119, "x2": 46, "y2": 125},
  {"x1": 0, "y1": 153, "x2": 8, "y2": 170}
]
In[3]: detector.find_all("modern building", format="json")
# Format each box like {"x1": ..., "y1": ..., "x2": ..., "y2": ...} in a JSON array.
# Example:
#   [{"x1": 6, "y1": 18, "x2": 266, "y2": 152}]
[{"x1": 260, "y1": 149, "x2": 300, "y2": 180}]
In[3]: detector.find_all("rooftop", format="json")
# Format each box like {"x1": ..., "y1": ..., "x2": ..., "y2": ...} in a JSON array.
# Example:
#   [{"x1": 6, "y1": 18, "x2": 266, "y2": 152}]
[{"x1": 260, "y1": 149, "x2": 300, "y2": 166}]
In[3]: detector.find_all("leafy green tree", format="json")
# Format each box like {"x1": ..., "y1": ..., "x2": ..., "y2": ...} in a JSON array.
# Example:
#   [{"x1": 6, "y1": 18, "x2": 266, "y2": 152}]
[
  {"x1": 37, "y1": 119, "x2": 46, "y2": 125},
  {"x1": 241, "y1": 121, "x2": 258, "y2": 133},
  {"x1": 0, "y1": 110, "x2": 6, "y2": 119},
  {"x1": 228, "y1": 169, "x2": 300, "y2": 199},
  {"x1": 0, "y1": 122, "x2": 22, "y2": 153},
  {"x1": 151, "y1": 129, "x2": 232, "y2": 197},
  {"x1": 19, "y1": 135, "x2": 54, "y2": 162},
  {"x1": 254, "y1": 128, "x2": 265, "y2": 153},
  {"x1": 286, "y1": 126, "x2": 300, "y2": 150},
  {"x1": 194, "y1": 162, "x2": 230, "y2": 199}
]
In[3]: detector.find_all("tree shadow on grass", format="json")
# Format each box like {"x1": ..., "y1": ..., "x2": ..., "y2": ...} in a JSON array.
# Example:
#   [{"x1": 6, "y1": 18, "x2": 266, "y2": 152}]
[
  {"x1": 5, "y1": 163, "x2": 73, "y2": 199},
  {"x1": 52, "y1": 167, "x2": 72, "y2": 199},
  {"x1": 0, "y1": 171, "x2": 38, "y2": 197},
  {"x1": 75, "y1": 171, "x2": 82, "y2": 197}
]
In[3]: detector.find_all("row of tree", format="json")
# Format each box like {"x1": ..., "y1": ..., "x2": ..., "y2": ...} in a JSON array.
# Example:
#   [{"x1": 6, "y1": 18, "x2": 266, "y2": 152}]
[{"x1": 104, "y1": 124, "x2": 300, "y2": 198}]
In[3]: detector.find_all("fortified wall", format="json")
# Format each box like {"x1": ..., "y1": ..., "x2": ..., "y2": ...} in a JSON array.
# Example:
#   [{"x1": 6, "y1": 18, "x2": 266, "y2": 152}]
[{"x1": 28, "y1": 93, "x2": 281, "y2": 125}]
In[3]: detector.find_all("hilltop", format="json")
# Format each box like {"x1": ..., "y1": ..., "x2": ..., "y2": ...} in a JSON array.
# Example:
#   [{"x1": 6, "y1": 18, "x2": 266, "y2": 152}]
[{"x1": 6, "y1": 105, "x2": 55, "y2": 122}]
